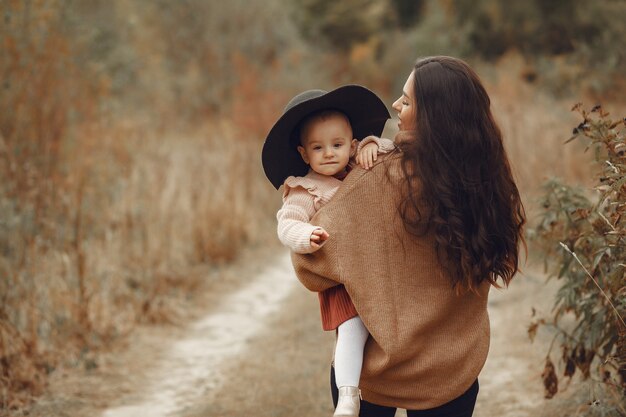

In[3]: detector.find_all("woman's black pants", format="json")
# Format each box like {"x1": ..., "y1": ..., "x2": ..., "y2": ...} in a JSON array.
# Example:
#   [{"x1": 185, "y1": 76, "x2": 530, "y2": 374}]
[{"x1": 330, "y1": 366, "x2": 479, "y2": 417}]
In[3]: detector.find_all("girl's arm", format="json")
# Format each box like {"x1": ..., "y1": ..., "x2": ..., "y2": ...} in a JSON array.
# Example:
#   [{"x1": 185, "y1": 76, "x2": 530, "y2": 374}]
[
  {"x1": 355, "y1": 136, "x2": 396, "y2": 169},
  {"x1": 290, "y1": 207, "x2": 343, "y2": 293},
  {"x1": 277, "y1": 187, "x2": 327, "y2": 254},
  {"x1": 357, "y1": 135, "x2": 396, "y2": 153}
]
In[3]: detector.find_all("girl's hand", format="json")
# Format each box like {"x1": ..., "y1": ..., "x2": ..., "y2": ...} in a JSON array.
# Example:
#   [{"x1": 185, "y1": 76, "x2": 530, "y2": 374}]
[
  {"x1": 310, "y1": 228, "x2": 329, "y2": 249},
  {"x1": 356, "y1": 142, "x2": 379, "y2": 170}
]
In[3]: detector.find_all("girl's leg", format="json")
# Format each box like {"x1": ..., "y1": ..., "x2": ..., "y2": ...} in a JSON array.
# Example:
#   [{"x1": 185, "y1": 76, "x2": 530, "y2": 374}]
[
  {"x1": 330, "y1": 365, "x2": 396, "y2": 417},
  {"x1": 334, "y1": 316, "x2": 369, "y2": 388}
]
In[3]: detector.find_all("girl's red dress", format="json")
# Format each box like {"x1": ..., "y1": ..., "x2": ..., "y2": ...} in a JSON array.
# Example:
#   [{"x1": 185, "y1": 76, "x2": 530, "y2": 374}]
[{"x1": 318, "y1": 285, "x2": 358, "y2": 330}]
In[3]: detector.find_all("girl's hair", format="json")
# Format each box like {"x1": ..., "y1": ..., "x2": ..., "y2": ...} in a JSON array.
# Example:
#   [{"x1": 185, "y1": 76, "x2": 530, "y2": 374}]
[
  {"x1": 397, "y1": 56, "x2": 526, "y2": 292},
  {"x1": 295, "y1": 109, "x2": 351, "y2": 147}
]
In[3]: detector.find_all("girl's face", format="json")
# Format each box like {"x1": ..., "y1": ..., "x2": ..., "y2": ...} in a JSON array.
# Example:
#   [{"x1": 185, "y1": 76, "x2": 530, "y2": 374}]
[
  {"x1": 392, "y1": 71, "x2": 418, "y2": 132},
  {"x1": 297, "y1": 114, "x2": 356, "y2": 177}
]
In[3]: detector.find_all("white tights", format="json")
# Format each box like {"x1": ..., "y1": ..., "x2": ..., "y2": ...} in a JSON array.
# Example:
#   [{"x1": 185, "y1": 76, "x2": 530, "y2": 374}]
[{"x1": 334, "y1": 316, "x2": 369, "y2": 388}]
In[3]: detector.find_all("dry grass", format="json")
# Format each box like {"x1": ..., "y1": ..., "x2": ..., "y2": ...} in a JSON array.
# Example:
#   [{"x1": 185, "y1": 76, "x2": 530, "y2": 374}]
[
  {"x1": 0, "y1": 116, "x2": 280, "y2": 410},
  {"x1": 0, "y1": 0, "x2": 301, "y2": 410},
  {"x1": 12, "y1": 244, "x2": 284, "y2": 417},
  {"x1": 485, "y1": 54, "x2": 596, "y2": 199},
  {"x1": 1, "y1": 2, "x2": 624, "y2": 412}
]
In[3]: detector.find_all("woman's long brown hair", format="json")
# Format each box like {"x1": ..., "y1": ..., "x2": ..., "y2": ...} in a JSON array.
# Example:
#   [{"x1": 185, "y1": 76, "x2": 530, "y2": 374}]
[{"x1": 397, "y1": 56, "x2": 526, "y2": 291}]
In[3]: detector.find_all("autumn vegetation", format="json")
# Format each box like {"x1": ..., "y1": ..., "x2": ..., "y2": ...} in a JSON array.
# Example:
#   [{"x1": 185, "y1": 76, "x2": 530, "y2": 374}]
[
  {"x1": 529, "y1": 105, "x2": 625, "y2": 414},
  {"x1": 1, "y1": 0, "x2": 624, "y2": 413}
]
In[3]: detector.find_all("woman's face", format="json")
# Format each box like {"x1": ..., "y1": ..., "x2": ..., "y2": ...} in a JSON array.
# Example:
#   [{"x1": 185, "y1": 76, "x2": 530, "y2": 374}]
[{"x1": 392, "y1": 71, "x2": 418, "y2": 132}]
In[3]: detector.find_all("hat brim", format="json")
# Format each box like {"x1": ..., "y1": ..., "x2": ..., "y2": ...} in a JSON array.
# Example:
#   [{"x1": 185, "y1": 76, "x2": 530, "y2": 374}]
[{"x1": 262, "y1": 85, "x2": 390, "y2": 189}]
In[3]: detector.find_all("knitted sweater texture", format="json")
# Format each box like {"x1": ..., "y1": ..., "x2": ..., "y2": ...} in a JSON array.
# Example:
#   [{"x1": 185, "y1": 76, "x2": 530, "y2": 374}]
[
  {"x1": 277, "y1": 171, "x2": 342, "y2": 253},
  {"x1": 277, "y1": 136, "x2": 395, "y2": 254},
  {"x1": 291, "y1": 150, "x2": 491, "y2": 410}
]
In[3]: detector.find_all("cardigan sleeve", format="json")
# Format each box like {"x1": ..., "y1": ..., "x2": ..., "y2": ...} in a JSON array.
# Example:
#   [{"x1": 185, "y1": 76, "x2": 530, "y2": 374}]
[
  {"x1": 357, "y1": 135, "x2": 396, "y2": 154},
  {"x1": 276, "y1": 185, "x2": 325, "y2": 254}
]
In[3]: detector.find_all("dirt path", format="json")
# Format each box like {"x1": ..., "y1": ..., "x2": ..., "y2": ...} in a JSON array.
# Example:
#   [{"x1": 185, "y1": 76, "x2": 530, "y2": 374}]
[
  {"x1": 23, "y1": 250, "x2": 577, "y2": 417},
  {"x1": 474, "y1": 272, "x2": 554, "y2": 416},
  {"x1": 101, "y1": 255, "x2": 298, "y2": 417}
]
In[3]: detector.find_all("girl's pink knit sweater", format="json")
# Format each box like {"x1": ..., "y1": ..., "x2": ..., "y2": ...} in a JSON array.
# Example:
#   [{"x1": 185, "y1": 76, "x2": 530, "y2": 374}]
[
  {"x1": 276, "y1": 136, "x2": 395, "y2": 254},
  {"x1": 277, "y1": 170, "x2": 341, "y2": 253}
]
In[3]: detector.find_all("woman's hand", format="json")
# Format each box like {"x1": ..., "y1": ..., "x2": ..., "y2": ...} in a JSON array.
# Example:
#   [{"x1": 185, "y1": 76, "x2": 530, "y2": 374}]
[
  {"x1": 356, "y1": 142, "x2": 379, "y2": 170},
  {"x1": 310, "y1": 228, "x2": 329, "y2": 250}
]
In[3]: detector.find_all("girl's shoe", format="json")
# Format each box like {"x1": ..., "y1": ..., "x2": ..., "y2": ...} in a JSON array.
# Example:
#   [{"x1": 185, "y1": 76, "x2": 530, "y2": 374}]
[{"x1": 333, "y1": 386, "x2": 361, "y2": 417}]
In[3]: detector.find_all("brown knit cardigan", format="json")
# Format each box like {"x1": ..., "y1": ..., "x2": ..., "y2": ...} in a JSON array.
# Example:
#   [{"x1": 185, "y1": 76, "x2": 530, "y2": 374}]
[{"x1": 291, "y1": 150, "x2": 491, "y2": 410}]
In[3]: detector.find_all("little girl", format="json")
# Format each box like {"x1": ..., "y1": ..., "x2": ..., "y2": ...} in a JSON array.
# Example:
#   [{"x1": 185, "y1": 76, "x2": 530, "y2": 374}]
[{"x1": 261, "y1": 86, "x2": 393, "y2": 417}]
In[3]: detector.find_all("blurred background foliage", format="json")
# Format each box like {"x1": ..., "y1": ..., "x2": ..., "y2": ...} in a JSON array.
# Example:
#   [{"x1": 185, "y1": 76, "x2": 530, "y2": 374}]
[
  {"x1": 4, "y1": 0, "x2": 623, "y2": 123},
  {"x1": 295, "y1": 0, "x2": 625, "y2": 96},
  {"x1": 451, "y1": 0, "x2": 626, "y2": 95},
  {"x1": 0, "y1": 0, "x2": 625, "y2": 412}
]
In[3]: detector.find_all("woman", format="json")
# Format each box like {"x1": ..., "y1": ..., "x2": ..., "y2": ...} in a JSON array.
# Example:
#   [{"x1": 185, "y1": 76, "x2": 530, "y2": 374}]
[{"x1": 292, "y1": 56, "x2": 526, "y2": 416}]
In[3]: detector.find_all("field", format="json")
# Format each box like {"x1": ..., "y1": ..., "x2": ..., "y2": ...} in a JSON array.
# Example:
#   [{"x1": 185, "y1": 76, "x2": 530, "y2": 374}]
[{"x1": 1, "y1": 1, "x2": 625, "y2": 415}]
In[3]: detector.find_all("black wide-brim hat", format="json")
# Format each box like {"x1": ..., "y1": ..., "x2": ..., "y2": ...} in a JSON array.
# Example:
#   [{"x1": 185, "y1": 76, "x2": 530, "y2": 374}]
[{"x1": 262, "y1": 85, "x2": 390, "y2": 189}]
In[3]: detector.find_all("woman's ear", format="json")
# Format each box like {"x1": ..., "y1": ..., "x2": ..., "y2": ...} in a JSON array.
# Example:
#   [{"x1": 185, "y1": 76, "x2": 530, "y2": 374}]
[{"x1": 297, "y1": 146, "x2": 309, "y2": 165}]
